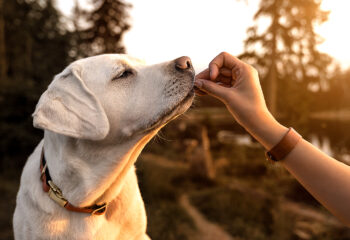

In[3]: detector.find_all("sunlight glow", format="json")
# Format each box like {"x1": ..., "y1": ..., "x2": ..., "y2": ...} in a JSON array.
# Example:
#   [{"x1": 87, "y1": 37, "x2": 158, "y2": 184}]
[
  {"x1": 56, "y1": 0, "x2": 350, "y2": 69},
  {"x1": 316, "y1": 0, "x2": 350, "y2": 68},
  {"x1": 123, "y1": 0, "x2": 260, "y2": 72}
]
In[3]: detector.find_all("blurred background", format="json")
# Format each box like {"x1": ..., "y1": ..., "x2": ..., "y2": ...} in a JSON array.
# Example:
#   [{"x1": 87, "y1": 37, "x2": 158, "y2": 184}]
[{"x1": 1, "y1": 0, "x2": 350, "y2": 239}]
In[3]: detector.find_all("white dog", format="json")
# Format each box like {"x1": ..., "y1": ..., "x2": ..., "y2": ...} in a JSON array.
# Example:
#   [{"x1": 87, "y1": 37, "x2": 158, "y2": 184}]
[{"x1": 13, "y1": 54, "x2": 195, "y2": 240}]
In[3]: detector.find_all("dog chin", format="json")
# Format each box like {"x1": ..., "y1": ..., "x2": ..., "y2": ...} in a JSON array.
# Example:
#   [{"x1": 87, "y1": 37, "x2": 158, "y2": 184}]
[
  {"x1": 143, "y1": 88, "x2": 195, "y2": 133},
  {"x1": 119, "y1": 88, "x2": 194, "y2": 140},
  {"x1": 171, "y1": 88, "x2": 195, "y2": 117}
]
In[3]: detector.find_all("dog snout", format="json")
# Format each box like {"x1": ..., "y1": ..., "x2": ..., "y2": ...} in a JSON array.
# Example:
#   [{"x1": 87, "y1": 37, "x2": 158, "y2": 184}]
[{"x1": 174, "y1": 56, "x2": 193, "y2": 71}]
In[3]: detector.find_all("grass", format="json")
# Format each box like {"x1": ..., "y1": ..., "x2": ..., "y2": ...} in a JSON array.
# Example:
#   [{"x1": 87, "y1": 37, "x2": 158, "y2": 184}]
[
  {"x1": 145, "y1": 203, "x2": 196, "y2": 240},
  {"x1": 136, "y1": 157, "x2": 196, "y2": 240},
  {"x1": 188, "y1": 185, "x2": 350, "y2": 240},
  {"x1": 189, "y1": 187, "x2": 274, "y2": 240}
]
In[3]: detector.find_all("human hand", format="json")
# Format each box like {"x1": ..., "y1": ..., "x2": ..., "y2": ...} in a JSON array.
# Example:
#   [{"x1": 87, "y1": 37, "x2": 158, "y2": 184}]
[
  {"x1": 194, "y1": 52, "x2": 286, "y2": 148},
  {"x1": 195, "y1": 52, "x2": 268, "y2": 127}
]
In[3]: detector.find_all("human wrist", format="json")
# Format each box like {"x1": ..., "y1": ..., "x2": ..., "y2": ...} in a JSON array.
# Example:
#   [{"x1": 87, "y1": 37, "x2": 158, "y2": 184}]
[{"x1": 243, "y1": 109, "x2": 288, "y2": 150}]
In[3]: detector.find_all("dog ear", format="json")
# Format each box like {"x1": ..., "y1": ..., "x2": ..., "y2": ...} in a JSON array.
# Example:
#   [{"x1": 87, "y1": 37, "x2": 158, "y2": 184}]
[{"x1": 32, "y1": 64, "x2": 110, "y2": 140}]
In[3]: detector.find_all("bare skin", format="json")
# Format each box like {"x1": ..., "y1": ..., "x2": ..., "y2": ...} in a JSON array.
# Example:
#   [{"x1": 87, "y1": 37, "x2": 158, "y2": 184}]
[{"x1": 194, "y1": 52, "x2": 350, "y2": 226}]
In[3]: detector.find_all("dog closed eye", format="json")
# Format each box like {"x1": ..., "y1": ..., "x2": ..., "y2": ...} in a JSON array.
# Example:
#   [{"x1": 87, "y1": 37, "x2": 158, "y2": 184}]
[{"x1": 112, "y1": 69, "x2": 134, "y2": 81}]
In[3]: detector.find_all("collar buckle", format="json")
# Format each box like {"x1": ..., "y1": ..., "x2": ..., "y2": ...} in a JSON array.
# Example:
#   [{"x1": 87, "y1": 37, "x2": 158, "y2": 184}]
[
  {"x1": 91, "y1": 203, "x2": 107, "y2": 215},
  {"x1": 48, "y1": 180, "x2": 68, "y2": 207}
]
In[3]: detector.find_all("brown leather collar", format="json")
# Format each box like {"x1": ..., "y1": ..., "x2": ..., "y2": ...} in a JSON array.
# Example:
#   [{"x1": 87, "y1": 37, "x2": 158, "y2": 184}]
[{"x1": 40, "y1": 147, "x2": 107, "y2": 215}]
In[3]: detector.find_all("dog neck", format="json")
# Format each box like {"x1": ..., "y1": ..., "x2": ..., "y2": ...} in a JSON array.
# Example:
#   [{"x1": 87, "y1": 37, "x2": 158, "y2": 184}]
[{"x1": 42, "y1": 129, "x2": 158, "y2": 207}]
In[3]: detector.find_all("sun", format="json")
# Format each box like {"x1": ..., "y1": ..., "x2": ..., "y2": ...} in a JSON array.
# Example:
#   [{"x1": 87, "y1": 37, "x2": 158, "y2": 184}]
[{"x1": 316, "y1": 0, "x2": 350, "y2": 68}]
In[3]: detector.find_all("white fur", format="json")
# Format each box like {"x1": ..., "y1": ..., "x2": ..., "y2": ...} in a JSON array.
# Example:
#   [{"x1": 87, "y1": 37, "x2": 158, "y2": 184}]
[{"x1": 13, "y1": 54, "x2": 194, "y2": 240}]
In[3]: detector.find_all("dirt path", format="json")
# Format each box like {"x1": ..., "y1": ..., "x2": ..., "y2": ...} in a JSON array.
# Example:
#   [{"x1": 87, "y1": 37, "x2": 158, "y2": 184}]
[{"x1": 179, "y1": 194, "x2": 235, "y2": 240}]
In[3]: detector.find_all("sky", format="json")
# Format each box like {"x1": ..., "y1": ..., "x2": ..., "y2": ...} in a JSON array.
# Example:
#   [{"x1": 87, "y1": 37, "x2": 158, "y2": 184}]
[{"x1": 56, "y1": 0, "x2": 350, "y2": 72}]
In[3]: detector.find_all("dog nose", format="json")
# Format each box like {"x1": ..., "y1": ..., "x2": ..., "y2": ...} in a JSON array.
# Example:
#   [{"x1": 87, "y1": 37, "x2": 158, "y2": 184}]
[{"x1": 175, "y1": 56, "x2": 193, "y2": 71}]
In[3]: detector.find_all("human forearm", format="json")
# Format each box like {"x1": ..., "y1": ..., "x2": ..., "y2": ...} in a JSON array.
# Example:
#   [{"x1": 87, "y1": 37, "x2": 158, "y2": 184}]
[
  {"x1": 282, "y1": 139, "x2": 350, "y2": 226},
  {"x1": 247, "y1": 113, "x2": 350, "y2": 225}
]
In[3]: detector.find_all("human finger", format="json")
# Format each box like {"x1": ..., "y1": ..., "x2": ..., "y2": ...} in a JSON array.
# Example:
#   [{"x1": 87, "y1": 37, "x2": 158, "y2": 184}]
[
  {"x1": 195, "y1": 72, "x2": 240, "y2": 97},
  {"x1": 216, "y1": 75, "x2": 232, "y2": 86},
  {"x1": 219, "y1": 68, "x2": 232, "y2": 77},
  {"x1": 195, "y1": 68, "x2": 210, "y2": 80},
  {"x1": 194, "y1": 79, "x2": 230, "y2": 101},
  {"x1": 216, "y1": 82, "x2": 232, "y2": 88},
  {"x1": 194, "y1": 86, "x2": 207, "y2": 96},
  {"x1": 209, "y1": 52, "x2": 243, "y2": 80}
]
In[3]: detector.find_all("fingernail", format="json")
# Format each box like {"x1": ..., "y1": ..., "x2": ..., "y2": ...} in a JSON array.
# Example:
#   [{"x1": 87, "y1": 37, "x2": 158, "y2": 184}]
[{"x1": 194, "y1": 79, "x2": 203, "y2": 88}]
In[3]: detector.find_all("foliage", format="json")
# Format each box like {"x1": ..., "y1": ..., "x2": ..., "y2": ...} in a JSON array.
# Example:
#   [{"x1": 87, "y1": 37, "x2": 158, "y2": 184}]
[
  {"x1": 190, "y1": 187, "x2": 274, "y2": 239},
  {"x1": 72, "y1": 0, "x2": 131, "y2": 57}
]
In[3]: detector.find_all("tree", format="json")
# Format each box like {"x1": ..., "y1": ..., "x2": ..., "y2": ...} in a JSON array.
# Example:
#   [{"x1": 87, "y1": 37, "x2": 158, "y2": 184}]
[
  {"x1": 240, "y1": 0, "x2": 332, "y2": 116},
  {"x1": 74, "y1": 0, "x2": 131, "y2": 57},
  {"x1": 0, "y1": 0, "x2": 72, "y2": 169},
  {"x1": 0, "y1": 0, "x2": 6, "y2": 82}
]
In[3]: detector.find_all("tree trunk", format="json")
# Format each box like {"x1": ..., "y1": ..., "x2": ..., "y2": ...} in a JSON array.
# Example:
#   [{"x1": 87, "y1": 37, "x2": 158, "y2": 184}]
[
  {"x1": 267, "y1": 5, "x2": 278, "y2": 116},
  {"x1": 200, "y1": 125, "x2": 215, "y2": 180},
  {"x1": 268, "y1": 58, "x2": 277, "y2": 115},
  {"x1": 0, "y1": 0, "x2": 7, "y2": 82},
  {"x1": 187, "y1": 125, "x2": 216, "y2": 180},
  {"x1": 25, "y1": 33, "x2": 32, "y2": 74}
]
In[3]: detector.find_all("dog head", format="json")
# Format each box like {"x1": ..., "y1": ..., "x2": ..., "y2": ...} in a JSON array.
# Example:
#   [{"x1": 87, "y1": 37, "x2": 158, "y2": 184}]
[{"x1": 32, "y1": 54, "x2": 195, "y2": 142}]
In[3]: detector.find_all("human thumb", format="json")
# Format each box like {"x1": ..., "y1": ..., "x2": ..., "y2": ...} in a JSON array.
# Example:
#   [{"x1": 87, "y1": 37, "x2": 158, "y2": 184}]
[{"x1": 194, "y1": 79, "x2": 229, "y2": 101}]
